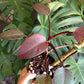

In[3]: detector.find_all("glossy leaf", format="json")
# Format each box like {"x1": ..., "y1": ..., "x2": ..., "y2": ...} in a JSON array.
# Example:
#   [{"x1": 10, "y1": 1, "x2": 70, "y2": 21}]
[
  {"x1": 0, "y1": 29, "x2": 25, "y2": 40},
  {"x1": 73, "y1": 27, "x2": 84, "y2": 42},
  {"x1": 18, "y1": 34, "x2": 48, "y2": 59},
  {"x1": 36, "y1": 74, "x2": 52, "y2": 84},
  {"x1": 32, "y1": 3, "x2": 50, "y2": 15},
  {"x1": 53, "y1": 67, "x2": 74, "y2": 84}
]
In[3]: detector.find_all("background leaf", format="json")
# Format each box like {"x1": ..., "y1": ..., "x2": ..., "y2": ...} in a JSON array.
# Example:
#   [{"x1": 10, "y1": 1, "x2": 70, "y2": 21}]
[
  {"x1": 64, "y1": 56, "x2": 84, "y2": 84},
  {"x1": 73, "y1": 27, "x2": 84, "y2": 42},
  {"x1": 53, "y1": 67, "x2": 74, "y2": 84},
  {"x1": 32, "y1": 3, "x2": 50, "y2": 15},
  {"x1": 0, "y1": 0, "x2": 33, "y2": 21},
  {"x1": 0, "y1": 29, "x2": 25, "y2": 40},
  {"x1": 0, "y1": 52, "x2": 13, "y2": 76},
  {"x1": 36, "y1": 74, "x2": 52, "y2": 84}
]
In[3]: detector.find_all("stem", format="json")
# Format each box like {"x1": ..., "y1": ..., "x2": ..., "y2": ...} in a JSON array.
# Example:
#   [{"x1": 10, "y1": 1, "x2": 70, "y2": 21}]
[
  {"x1": 45, "y1": 53, "x2": 48, "y2": 72},
  {"x1": 51, "y1": 47, "x2": 77, "y2": 66},
  {"x1": 48, "y1": 45, "x2": 72, "y2": 53},
  {"x1": 51, "y1": 39, "x2": 84, "y2": 66},
  {"x1": 49, "y1": 31, "x2": 73, "y2": 41},
  {"x1": 48, "y1": 16, "x2": 51, "y2": 40},
  {"x1": 49, "y1": 42, "x2": 64, "y2": 67}
]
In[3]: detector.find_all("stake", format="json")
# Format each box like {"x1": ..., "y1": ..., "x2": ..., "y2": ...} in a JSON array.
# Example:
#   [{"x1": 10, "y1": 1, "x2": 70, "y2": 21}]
[{"x1": 51, "y1": 39, "x2": 84, "y2": 66}]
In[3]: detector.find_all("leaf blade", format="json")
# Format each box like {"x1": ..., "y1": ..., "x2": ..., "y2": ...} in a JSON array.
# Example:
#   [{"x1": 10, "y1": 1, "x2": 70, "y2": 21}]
[
  {"x1": 18, "y1": 34, "x2": 48, "y2": 59},
  {"x1": 0, "y1": 29, "x2": 25, "y2": 40}
]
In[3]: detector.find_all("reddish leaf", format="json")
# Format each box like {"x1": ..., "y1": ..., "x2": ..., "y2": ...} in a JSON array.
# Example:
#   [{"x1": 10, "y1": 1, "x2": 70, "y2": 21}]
[
  {"x1": 0, "y1": 29, "x2": 25, "y2": 40},
  {"x1": 32, "y1": 4, "x2": 50, "y2": 15},
  {"x1": 73, "y1": 27, "x2": 84, "y2": 42},
  {"x1": 18, "y1": 34, "x2": 48, "y2": 59}
]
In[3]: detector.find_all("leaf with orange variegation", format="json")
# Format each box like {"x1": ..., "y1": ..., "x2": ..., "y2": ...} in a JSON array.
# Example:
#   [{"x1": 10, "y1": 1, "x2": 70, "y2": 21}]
[
  {"x1": 32, "y1": 4, "x2": 50, "y2": 15},
  {"x1": 18, "y1": 34, "x2": 48, "y2": 59},
  {"x1": 73, "y1": 27, "x2": 84, "y2": 42},
  {"x1": 0, "y1": 29, "x2": 25, "y2": 40}
]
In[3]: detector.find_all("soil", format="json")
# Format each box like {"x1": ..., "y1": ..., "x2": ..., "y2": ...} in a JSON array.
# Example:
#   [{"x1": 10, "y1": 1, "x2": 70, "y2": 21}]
[{"x1": 27, "y1": 53, "x2": 58, "y2": 78}]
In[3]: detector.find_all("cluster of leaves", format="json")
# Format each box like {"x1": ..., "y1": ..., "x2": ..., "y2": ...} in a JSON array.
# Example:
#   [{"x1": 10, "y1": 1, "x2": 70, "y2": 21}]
[{"x1": 0, "y1": 0, "x2": 84, "y2": 84}]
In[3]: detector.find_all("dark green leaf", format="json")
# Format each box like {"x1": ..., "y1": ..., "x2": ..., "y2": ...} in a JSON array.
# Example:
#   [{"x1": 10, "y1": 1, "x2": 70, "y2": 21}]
[{"x1": 1, "y1": 52, "x2": 13, "y2": 76}]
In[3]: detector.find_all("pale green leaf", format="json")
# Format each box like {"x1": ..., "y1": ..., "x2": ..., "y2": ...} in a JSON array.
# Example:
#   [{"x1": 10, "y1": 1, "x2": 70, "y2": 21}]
[
  {"x1": 32, "y1": 25, "x2": 48, "y2": 39},
  {"x1": 64, "y1": 56, "x2": 84, "y2": 84},
  {"x1": 54, "y1": 16, "x2": 83, "y2": 29},
  {"x1": 53, "y1": 67, "x2": 74, "y2": 84},
  {"x1": 48, "y1": 1, "x2": 65, "y2": 15}
]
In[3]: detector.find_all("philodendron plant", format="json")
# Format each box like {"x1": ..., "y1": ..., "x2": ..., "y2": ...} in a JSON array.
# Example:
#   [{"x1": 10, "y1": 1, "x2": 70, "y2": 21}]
[{"x1": 17, "y1": 3, "x2": 84, "y2": 84}]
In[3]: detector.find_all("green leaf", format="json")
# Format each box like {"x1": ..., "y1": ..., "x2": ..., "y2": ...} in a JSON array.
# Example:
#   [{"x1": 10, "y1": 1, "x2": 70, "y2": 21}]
[
  {"x1": 64, "y1": 56, "x2": 84, "y2": 84},
  {"x1": 48, "y1": 1, "x2": 65, "y2": 15},
  {"x1": 0, "y1": 52, "x2": 13, "y2": 76},
  {"x1": 3, "y1": 24, "x2": 17, "y2": 31},
  {"x1": 7, "y1": 40, "x2": 16, "y2": 53},
  {"x1": 32, "y1": 25, "x2": 48, "y2": 39},
  {"x1": 51, "y1": 7, "x2": 80, "y2": 22},
  {"x1": 13, "y1": 59, "x2": 24, "y2": 74},
  {"x1": 18, "y1": 22, "x2": 32, "y2": 35},
  {"x1": 0, "y1": 0, "x2": 33, "y2": 20},
  {"x1": 53, "y1": 67, "x2": 74, "y2": 84},
  {"x1": 54, "y1": 16, "x2": 83, "y2": 29},
  {"x1": 70, "y1": 0, "x2": 80, "y2": 12},
  {"x1": 1, "y1": 40, "x2": 9, "y2": 47},
  {"x1": 0, "y1": 71, "x2": 4, "y2": 82}
]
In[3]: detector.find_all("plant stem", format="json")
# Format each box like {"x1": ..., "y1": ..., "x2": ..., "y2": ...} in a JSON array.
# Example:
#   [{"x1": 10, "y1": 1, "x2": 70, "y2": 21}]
[
  {"x1": 49, "y1": 31, "x2": 73, "y2": 41},
  {"x1": 49, "y1": 42, "x2": 64, "y2": 67},
  {"x1": 48, "y1": 16, "x2": 51, "y2": 40},
  {"x1": 45, "y1": 52, "x2": 48, "y2": 72},
  {"x1": 48, "y1": 45, "x2": 72, "y2": 53}
]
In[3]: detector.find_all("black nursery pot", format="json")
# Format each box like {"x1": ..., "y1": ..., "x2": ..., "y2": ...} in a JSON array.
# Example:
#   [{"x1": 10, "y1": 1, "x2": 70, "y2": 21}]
[{"x1": 26, "y1": 53, "x2": 56, "y2": 78}]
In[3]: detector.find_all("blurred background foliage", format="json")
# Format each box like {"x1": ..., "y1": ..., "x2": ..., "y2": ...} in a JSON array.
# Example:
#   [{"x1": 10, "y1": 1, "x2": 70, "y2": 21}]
[{"x1": 0, "y1": 0, "x2": 84, "y2": 83}]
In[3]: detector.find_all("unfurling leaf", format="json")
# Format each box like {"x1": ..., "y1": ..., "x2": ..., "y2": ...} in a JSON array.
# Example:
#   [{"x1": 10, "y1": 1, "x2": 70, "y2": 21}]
[
  {"x1": 73, "y1": 27, "x2": 84, "y2": 42},
  {"x1": 0, "y1": 29, "x2": 25, "y2": 40},
  {"x1": 32, "y1": 4, "x2": 50, "y2": 15},
  {"x1": 36, "y1": 74, "x2": 52, "y2": 84},
  {"x1": 18, "y1": 34, "x2": 48, "y2": 59}
]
